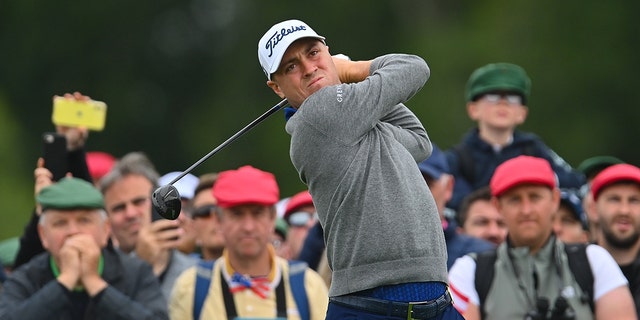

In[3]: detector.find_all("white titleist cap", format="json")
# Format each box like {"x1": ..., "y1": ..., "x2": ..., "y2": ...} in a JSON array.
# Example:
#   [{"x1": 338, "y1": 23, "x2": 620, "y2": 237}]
[{"x1": 258, "y1": 19, "x2": 325, "y2": 80}]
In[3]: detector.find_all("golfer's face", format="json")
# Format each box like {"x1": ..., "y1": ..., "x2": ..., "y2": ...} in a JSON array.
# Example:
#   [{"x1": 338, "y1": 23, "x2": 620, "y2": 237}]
[{"x1": 269, "y1": 38, "x2": 340, "y2": 108}]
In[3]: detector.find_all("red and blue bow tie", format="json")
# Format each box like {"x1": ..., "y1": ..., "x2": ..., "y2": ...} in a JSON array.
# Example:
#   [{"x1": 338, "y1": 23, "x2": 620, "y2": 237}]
[{"x1": 229, "y1": 272, "x2": 271, "y2": 299}]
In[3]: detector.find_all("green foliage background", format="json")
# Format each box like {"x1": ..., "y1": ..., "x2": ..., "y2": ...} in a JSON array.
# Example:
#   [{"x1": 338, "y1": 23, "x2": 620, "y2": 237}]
[{"x1": 1, "y1": 1, "x2": 638, "y2": 239}]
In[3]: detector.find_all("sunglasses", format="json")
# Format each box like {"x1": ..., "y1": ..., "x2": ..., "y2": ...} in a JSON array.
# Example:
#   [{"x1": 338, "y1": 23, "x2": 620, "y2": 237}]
[
  {"x1": 288, "y1": 211, "x2": 317, "y2": 227},
  {"x1": 191, "y1": 204, "x2": 217, "y2": 219},
  {"x1": 481, "y1": 93, "x2": 523, "y2": 105}
]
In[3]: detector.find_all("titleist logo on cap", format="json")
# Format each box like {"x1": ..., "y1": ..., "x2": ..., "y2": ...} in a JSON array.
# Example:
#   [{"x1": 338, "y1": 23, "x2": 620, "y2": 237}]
[
  {"x1": 258, "y1": 19, "x2": 324, "y2": 80},
  {"x1": 264, "y1": 25, "x2": 308, "y2": 58}
]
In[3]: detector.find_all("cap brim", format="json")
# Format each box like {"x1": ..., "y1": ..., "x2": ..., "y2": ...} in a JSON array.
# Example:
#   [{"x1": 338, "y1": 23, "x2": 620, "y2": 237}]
[
  {"x1": 419, "y1": 166, "x2": 442, "y2": 180},
  {"x1": 265, "y1": 35, "x2": 325, "y2": 76}
]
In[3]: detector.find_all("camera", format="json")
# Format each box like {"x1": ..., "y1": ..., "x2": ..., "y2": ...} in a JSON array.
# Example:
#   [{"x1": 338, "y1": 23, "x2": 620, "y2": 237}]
[
  {"x1": 549, "y1": 296, "x2": 576, "y2": 320},
  {"x1": 524, "y1": 297, "x2": 575, "y2": 320}
]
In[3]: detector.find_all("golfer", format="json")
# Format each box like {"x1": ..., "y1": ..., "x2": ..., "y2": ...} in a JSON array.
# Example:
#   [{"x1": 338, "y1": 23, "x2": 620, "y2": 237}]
[{"x1": 258, "y1": 19, "x2": 462, "y2": 319}]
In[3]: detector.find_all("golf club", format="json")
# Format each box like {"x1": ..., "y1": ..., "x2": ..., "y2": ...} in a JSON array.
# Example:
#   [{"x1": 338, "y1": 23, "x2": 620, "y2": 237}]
[{"x1": 152, "y1": 98, "x2": 289, "y2": 220}]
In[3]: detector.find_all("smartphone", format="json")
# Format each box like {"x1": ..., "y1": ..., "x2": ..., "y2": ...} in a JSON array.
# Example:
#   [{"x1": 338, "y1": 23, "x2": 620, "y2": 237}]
[
  {"x1": 151, "y1": 205, "x2": 165, "y2": 222},
  {"x1": 42, "y1": 132, "x2": 68, "y2": 181},
  {"x1": 52, "y1": 96, "x2": 107, "y2": 131},
  {"x1": 151, "y1": 207, "x2": 180, "y2": 241}
]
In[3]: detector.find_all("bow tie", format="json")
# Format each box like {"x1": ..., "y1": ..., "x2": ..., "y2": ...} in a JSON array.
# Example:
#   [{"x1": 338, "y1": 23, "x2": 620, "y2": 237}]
[{"x1": 229, "y1": 272, "x2": 271, "y2": 299}]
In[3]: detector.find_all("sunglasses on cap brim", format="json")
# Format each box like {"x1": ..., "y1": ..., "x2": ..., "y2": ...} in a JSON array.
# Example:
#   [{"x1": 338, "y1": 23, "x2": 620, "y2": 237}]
[{"x1": 287, "y1": 211, "x2": 316, "y2": 227}]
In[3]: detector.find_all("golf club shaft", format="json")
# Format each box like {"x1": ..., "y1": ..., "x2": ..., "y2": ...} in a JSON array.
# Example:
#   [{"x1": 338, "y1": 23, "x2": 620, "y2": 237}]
[{"x1": 166, "y1": 98, "x2": 289, "y2": 186}]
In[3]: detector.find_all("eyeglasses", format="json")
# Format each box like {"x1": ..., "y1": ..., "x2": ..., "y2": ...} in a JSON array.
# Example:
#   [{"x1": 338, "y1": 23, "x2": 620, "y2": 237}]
[
  {"x1": 287, "y1": 211, "x2": 316, "y2": 227},
  {"x1": 191, "y1": 204, "x2": 217, "y2": 219},
  {"x1": 481, "y1": 93, "x2": 523, "y2": 105}
]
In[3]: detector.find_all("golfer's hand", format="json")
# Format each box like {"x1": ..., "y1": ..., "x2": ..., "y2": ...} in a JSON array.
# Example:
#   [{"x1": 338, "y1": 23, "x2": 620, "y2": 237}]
[{"x1": 333, "y1": 56, "x2": 371, "y2": 84}]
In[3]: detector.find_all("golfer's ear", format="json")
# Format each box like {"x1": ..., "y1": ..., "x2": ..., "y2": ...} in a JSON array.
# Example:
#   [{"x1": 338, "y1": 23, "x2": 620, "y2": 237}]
[{"x1": 267, "y1": 80, "x2": 285, "y2": 99}]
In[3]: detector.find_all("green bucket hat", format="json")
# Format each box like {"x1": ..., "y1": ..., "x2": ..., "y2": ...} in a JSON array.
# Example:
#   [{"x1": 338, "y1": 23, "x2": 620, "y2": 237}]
[
  {"x1": 37, "y1": 177, "x2": 104, "y2": 211},
  {"x1": 466, "y1": 63, "x2": 531, "y2": 103}
]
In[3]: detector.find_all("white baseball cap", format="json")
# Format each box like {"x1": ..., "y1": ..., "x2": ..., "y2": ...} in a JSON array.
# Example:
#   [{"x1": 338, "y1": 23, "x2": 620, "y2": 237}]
[
  {"x1": 158, "y1": 171, "x2": 199, "y2": 200},
  {"x1": 258, "y1": 19, "x2": 325, "y2": 80}
]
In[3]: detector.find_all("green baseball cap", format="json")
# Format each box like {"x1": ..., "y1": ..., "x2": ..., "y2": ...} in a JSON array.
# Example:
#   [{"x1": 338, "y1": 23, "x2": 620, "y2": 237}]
[
  {"x1": 37, "y1": 177, "x2": 104, "y2": 211},
  {"x1": 577, "y1": 155, "x2": 624, "y2": 180},
  {"x1": 466, "y1": 63, "x2": 531, "y2": 103}
]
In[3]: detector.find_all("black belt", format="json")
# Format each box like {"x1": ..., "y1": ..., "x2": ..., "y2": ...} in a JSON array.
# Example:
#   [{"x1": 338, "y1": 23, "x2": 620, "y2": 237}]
[{"x1": 329, "y1": 290, "x2": 452, "y2": 319}]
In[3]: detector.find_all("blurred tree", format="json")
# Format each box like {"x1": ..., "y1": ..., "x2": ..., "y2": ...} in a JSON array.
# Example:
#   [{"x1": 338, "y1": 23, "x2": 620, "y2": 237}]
[{"x1": 0, "y1": 92, "x2": 33, "y2": 239}]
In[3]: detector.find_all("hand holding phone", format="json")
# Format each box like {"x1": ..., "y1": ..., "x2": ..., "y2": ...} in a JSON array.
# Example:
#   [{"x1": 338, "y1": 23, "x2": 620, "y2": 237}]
[{"x1": 42, "y1": 132, "x2": 68, "y2": 181}]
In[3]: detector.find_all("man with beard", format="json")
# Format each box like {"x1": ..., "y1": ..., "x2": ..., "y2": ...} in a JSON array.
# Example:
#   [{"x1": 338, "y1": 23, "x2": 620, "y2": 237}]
[
  {"x1": 448, "y1": 156, "x2": 635, "y2": 319},
  {"x1": 590, "y1": 163, "x2": 640, "y2": 317}
]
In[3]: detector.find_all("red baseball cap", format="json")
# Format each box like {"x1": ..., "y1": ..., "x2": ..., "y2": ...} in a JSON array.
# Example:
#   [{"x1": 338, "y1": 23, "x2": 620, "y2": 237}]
[
  {"x1": 590, "y1": 164, "x2": 640, "y2": 200},
  {"x1": 284, "y1": 190, "x2": 314, "y2": 219},
  {"x1": 86, "y1": 151, "x2": 116, "y2": 182},
  {"x1": 490, "y1": 156, "x2": 556, "y2": 197},
  {"x1": 213, "y1": 165, "x2": 279, "y2": 208}
]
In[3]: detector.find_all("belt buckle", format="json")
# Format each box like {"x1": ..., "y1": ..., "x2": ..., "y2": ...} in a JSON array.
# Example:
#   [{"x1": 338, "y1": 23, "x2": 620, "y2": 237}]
[
  {"x1": 406, "y1": 299, "x2": 435, "y2": 320},
  {"x1": 407, "y1": 303, "x2": 415, "y2": 320},
  {"x1": 407, "y1": 302, "x2": 428, "y2": 320}
]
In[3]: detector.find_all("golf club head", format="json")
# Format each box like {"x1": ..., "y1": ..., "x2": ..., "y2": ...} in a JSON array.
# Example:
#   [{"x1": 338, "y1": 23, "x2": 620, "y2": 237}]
[{"x1": 151, "y1": 185, "x2": 181, "y2": 220}]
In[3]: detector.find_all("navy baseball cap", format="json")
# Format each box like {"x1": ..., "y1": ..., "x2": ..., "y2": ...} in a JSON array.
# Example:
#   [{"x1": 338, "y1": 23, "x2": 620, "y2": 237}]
[
  {"x1": 418, "y1": 144, "x2": 450, "y2": 179},
  {"x1": 559, "y1": 189, "x2": 588, "y2": 230}
]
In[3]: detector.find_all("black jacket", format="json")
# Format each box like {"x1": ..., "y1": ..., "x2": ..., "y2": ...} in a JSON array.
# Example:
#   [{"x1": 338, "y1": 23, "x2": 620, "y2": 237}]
[
  {"x1": 0, "y1": 247, "x2": 168, "y2": 320},
  {"x1": 620, "y1": 258, "x2": 640, "y2": 319},
  {"x1": 445, "y1": 128, "x2": 585, "y2": 210}
]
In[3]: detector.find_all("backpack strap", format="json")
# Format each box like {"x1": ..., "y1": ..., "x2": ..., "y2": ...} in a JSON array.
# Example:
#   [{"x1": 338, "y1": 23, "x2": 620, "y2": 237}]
[
  {"x1": 193, "y1": 259, "x2": 215, "y2": 320},
  {"x1": 473, "y1": 250, "x2": 498, "y2": 320},
  {"x1": 193, "y1": 259, "x2": 311, "y2": 320},
  {"x1": 473, "y1": 245, "x2": 594, "y2": 318},
  {"x1": 564, "y1": 243, "x2": 594, "y2": 312},
  {"x1": 451, "y1": 143, "x2": 476, "y2": 186},
  {"x1": 288, "y1": 260, "x2": 310, "y2": 320}
]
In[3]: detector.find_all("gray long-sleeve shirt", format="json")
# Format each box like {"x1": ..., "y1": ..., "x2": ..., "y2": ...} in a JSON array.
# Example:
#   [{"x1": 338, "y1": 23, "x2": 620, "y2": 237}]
[{"x1": 285, "y1": 54, "x2": 448, "y2": 296}]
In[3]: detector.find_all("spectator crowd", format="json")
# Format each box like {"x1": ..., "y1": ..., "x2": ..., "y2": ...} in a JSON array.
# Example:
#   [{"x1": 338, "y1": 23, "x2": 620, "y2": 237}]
[{"x1": 0, "y1": 20, "x2": 638, "y2": 320}]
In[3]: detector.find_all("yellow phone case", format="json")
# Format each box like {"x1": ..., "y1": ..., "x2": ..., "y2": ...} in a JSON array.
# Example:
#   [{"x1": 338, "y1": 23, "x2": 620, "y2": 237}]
[{"x1": 52, "y1": 97, "x2": 107, "y2": 131}]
